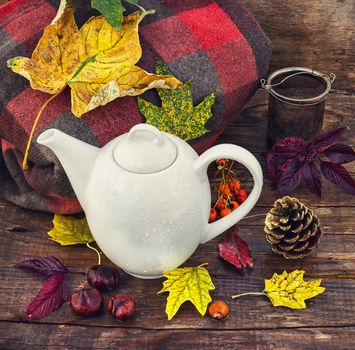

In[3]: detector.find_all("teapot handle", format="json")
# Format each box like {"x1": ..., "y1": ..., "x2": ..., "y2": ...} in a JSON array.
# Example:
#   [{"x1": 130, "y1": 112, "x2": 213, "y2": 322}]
[{"x1": 195, "y1": 144, "x2": 263, "y2": 244}]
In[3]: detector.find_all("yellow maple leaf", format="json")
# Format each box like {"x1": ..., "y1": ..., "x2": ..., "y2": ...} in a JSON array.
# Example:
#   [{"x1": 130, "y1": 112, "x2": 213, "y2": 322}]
[
  {"x1": 232, "y1": 270, "x2": 325, "y2": 309},
  {"x1": 158, "y1": 264, "x2": 215, "y2": 320},
  {"x1": 7, "y1": 0, "x2": 181, "y2": 117},
  {"x1": 48, "y1": 214, "x2": 94, "y2": 246},
  {"x1": 264, "y1": 270, "x2": 325, "y2": 309}
]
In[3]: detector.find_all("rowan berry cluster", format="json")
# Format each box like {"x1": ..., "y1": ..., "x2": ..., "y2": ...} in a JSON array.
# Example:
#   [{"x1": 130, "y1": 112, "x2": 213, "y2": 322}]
[{"x1": 209, "y1": 159, "x2": 248, "y2": 222}]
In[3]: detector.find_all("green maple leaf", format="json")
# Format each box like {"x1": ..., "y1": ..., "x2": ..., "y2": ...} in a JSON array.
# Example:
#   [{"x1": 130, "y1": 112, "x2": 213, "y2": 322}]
[
  {"x1": 138, "y1": 61, "x2": 216, "y2": 141},
  {"x1": 91, "y1": 0, "x2": 140, "y2": 31}
]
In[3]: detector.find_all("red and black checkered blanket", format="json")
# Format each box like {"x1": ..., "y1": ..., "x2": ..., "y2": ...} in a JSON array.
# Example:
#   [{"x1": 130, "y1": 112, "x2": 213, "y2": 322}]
[{"x1": 0, "y1": 0, "x2": 272, "y2": 213}]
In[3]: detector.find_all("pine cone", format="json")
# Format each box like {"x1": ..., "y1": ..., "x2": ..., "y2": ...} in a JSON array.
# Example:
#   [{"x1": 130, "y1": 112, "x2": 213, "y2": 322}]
[{"x1": 264, "y1": 196, "x2": 322, "y2": 259}]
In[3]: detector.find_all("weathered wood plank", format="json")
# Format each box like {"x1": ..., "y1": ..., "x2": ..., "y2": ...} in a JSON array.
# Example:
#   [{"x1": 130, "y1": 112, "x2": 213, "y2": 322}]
[
  {"x1": 1, "y1": 322, "x2": 355, "y2": 350},
  {"x1": 1, "y1": 223, "x2": 355, "y2": 268},
  {"x1": 0, "y1": 241, "x2": 354, "y2": 330},
  {"x1": 244, "y1": 1, "x2": 355, "y2": 92}
]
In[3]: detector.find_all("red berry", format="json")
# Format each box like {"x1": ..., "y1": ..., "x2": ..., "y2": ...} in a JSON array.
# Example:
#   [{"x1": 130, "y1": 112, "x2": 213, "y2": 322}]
[
  {"x1": 108, "y1": 294, "x2": 136, "y2": 321},
  {"x1": 87, "y1": 265, "x2": 120, "y2": 292},
  {"x1": 239, "y1": 190, "x2": 247, "y2": 198},
  {"x1": 220, "y1": 208, "x2": 232, "y2": 217},
  {"x1": 229, "y1": 201, "x2": 239, "y2": 211},
  {"x1": 237, "y1": 196, "x2": 246, "y2": 204},
  {"x1": 209, "y1": 208, "x2": 217, "y2": 222},
  {"x1": 70, "y1": 288, "x2": 103, "y2": 317},
  {"x1": 228, "y1": 180, "x2": 241, "y2": 193}
]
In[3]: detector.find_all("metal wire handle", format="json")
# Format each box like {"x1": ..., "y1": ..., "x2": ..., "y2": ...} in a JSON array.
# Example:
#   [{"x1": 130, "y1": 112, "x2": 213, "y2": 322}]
[{"x1": 261, "y1": 70, "x2": 336, "y2": 106}]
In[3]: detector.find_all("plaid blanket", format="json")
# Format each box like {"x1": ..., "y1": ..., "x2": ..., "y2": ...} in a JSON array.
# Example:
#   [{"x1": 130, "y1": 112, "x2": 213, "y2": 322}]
[{"x1": 0, "y1": 0, "x2": 272, "y2": 213}]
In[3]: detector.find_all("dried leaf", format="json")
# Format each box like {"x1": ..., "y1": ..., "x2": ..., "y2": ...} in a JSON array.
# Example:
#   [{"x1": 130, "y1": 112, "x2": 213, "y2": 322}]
[
  {"x1": 138, "y1": 61, "x2": 216, "y2": 141},
  {"x1": 264, "y1": 270, "x2": 325, "y2": 309},
  {"x1": 8, "y1": 2, "x2": 181, "y2": 117},
  {"x1": 218, "y1": 226, "x2": 253, "y2": 274},
  {"x1": 232, "y1": 270, "x2": 325, "y2": 310},
  {"x1": 27, "y1": 274, "x2": 68, "y2": 320},
  {"x1": 158, "y1": 264, "x2": 215, "y2": 320},
  {"x1": 15, "y1": 256, "x2": 70, "y2": 278},
  {"x1": 91, "y1": 0, "x2": 140, "y2": 31},
  {"x1": 48, "y1": 214, "x2": 94, "y2": 246}
]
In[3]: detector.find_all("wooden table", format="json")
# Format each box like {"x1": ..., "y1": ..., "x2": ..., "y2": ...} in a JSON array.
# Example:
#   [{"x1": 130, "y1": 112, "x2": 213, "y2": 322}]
[{"x1": 0, "y1": 89, "x2": 354, "y2": 349}]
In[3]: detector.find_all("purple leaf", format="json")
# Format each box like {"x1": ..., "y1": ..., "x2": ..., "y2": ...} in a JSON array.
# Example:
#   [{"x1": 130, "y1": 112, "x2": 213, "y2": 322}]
[
  {"x1": 267, "y1": 137, "x2": 307, "y2": 187},
  {"x1": 324, "y1": 143, "x2": 355, "y2": 164},
  {"x1": 272, "y1": 136, "x2": 307, "y2": 154},
  {"x1": 266, "y1": 151, "x2": 276, "y2": 180},
  {"x1": 313, "y1": 127, "x2": 347, "y2": 150},
  {"x1": 303, "y1": 162, "x2": 322, "y2": 197},
  {"x1": 266, "y1": 126, "x2": 353, "y2": 196},
  {"x1": 277, "y1": 160, "x2": 304, "y2": 196},
  {"x1": 271, "y1": 159, "x2": 293, "y2": 188},
  {"x1": 320, "y1": 161, "x2": 355, "y2": 195},
  {"x1": 269, "y1": 137, "x2": 307, "y2": 166},
  {"x1": 218, "y1": 226, "x2": 253, "y2": 274},
  {"x1": 15, "y1": 256, "x2": 70, "y2": 278},
  {"x1": 27, "y1": 274, "x2": 68, "y2": 320}
]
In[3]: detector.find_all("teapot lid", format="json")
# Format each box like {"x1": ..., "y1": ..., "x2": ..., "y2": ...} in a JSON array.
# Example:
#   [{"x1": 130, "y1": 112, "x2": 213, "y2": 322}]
[{"x1": 113, "y1": 124, "x2": 177, "y2": 174}]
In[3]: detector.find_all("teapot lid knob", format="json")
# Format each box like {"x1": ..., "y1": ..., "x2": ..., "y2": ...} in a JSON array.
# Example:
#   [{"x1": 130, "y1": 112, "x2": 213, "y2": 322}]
[{"x1": 113, "y1": 124, "x2": 177, "y2": 174}]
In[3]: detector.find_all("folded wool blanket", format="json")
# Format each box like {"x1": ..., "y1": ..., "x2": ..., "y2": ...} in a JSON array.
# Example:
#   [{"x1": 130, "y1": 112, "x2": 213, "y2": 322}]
[{"x1": 0, "y1": 0, "x2": 272, "y2": 213}]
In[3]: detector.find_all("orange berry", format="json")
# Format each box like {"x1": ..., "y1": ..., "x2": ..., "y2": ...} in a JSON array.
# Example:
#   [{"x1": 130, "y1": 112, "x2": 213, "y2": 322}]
[
  {"x1": 209, "y1": 208, "x2": 217, "y2": 222},
  {"x1": 220, "y1": 208, "x2": 232, "y2": 217},
  {"x1": 228, "y1": 180, "x2": 241, "y2": 193},
  {"x1": 218, "y1": 183, "x2": 231, "y2": 197},
  {"x1": 229, "y1": 201, "x2": 239, "y2": 211},
  {"x1": 208, "y1": 300, "x2": 229, "y2": 320},
  {"x1": 216, "y1": 159, "x2": 226, "y2": 167},
  {"x1": 215, "y1": 198, "x2": 227, "y2": 210}
]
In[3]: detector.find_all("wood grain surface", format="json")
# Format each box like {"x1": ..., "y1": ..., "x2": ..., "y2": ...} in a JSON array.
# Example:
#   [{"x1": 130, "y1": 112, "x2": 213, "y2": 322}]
[
  {"x1": 0, "y1": 0, "x2": 354, "y2": 348},
  {"x1": 245, "y1": 0, "x2": 355, "y2": 92},
  {"x1": 0, "y1": 89, "x2": 354, "y2": 349}
]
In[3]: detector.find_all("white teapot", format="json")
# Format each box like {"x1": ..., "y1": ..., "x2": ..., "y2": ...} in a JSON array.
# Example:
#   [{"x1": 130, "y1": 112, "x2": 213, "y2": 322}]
[{"x1": 37, "y1": 124, "x2": 263, "y2": 278}]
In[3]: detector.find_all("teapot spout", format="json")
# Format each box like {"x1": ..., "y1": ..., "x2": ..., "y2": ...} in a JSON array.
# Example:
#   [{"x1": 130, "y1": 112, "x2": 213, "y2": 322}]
[{"x1": 37, "y1": 129, "x2": 99, "y2": 209}]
